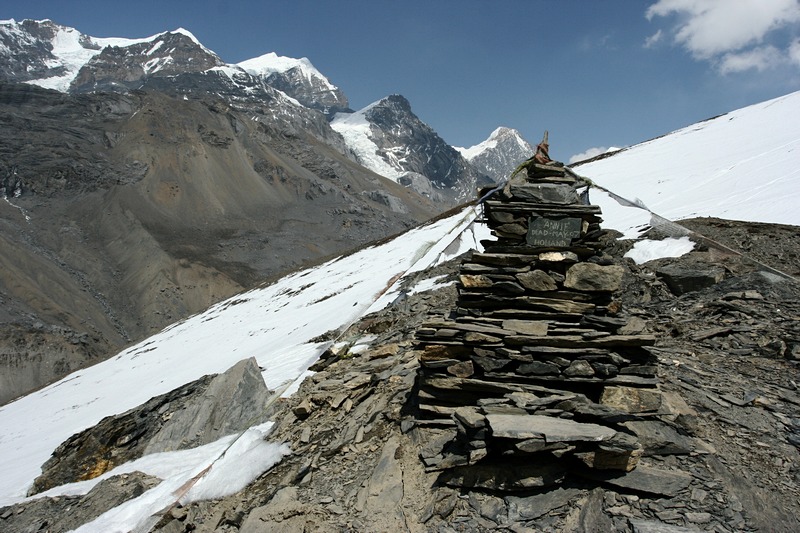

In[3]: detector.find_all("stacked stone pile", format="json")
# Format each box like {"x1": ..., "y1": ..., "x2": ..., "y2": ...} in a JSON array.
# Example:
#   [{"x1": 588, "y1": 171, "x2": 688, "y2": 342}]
[{"x1": 414, "y1": 158, "x2": 665, "y2": 487}]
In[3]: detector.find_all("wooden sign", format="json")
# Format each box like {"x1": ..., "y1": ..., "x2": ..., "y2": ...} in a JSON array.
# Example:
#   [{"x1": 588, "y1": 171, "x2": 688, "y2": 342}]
[{"x1": 526, "y1": 217, "x2": 582, "y2": 247}]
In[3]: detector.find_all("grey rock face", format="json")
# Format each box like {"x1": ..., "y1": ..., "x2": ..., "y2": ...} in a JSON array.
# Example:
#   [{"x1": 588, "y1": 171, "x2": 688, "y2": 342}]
[
  {"x1": 29, "y1": 358, "x2": 270, "y2": 495},
  {"x1": 0, "y1": 472, "x2": 160, "y2": 533},
  {"x1": 263, "y1": 66, "x2": 350, "y2": 117},
  {"x1": 357, "y1": 94, "x2": 492, "y2": 204},
  {"x1": 143, "y1": 357, "x2": 272, "y2": 454}
]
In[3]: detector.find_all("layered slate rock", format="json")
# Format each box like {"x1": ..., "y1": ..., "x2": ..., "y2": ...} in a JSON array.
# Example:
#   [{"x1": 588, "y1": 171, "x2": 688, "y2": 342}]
[{"x1": 414, "y1": 156, "x2": 661, "y2": 488}]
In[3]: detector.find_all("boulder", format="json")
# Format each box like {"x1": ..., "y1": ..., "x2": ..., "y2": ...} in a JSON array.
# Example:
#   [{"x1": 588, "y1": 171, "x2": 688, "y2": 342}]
[
  {"x1": 516, "y1": 269, "x2": 558, "y2": 291},
  {"x1": 565, "y1": 263, "x2": 625, "y2": 292},
  {"x1": 656, "y1": 264, "x2": 725, "y2": 295},
  {"x1": 600, "y1": 386, "x2": 662, "y2": 413}
]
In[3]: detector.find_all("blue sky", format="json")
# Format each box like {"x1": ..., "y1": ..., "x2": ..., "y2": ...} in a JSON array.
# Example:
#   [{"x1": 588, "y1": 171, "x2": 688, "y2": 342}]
[{"x1": 5, "y1": 1, "x2": 800, "y2": 162}]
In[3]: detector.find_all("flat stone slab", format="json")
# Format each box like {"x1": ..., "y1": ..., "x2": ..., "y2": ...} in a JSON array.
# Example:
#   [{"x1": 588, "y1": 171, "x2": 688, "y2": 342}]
[
  {"x1": 629, "y1": 518, "x2": 703, "y2": 532},
  {"x1": 486, "y1": 414, "x2": 617, "y2": 443},
  {"x1": 506, "y1": 487, "x2": 583, "y2": 521},
  {"x1": 581, "y1": 465, "x2": 692, "y2": 497}
]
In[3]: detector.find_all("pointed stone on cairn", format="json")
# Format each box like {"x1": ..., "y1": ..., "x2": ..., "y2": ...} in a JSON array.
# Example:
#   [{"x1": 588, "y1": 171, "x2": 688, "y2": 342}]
[{"x1": 414, "y1": 133, "x2": 660, "y2": 488}]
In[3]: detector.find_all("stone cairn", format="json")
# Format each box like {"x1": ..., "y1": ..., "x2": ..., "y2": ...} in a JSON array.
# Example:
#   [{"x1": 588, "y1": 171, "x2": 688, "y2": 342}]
[{"x1": 414, "y1": 136, "x2": 661, "y2": 490}]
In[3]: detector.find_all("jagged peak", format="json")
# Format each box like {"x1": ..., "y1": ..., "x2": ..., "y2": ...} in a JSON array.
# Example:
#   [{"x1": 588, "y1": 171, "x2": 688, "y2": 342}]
[
  {"x1": 488, "y1": 126, "x2": 515, "y2": 139},
  {"x1": 457, "y1": 126, "x2": 531, "y2": 161}
]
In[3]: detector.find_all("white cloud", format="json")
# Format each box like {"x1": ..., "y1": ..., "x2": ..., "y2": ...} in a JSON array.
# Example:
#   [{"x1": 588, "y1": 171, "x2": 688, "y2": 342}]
[
  {"x1": 646, "y1": 0, "x2": 800, "y2": 71},
  {"x1": 790, "y1": 38, "x2": 800, "y2": 66},
  {"x1": 719, "y1": 45, "x2": 784, "y2": 73},
  {"x1": 644, "y1": 29, "x2": 663, "y2": 49},
  {"x1": 568, "y1": 147, "x2": 620, "y2": 164}
]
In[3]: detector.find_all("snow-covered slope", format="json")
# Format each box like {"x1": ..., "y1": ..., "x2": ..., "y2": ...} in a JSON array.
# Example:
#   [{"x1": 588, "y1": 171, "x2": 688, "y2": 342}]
[
  {"x1": 331, "y1": 99, "x2": 403, "y2": 180},
  {"x1": 574, "y1": 90, "x2": 800, "y2": 238},
  {"x1": 0, "y1": 207, "x2": 484, "y2": 523}
]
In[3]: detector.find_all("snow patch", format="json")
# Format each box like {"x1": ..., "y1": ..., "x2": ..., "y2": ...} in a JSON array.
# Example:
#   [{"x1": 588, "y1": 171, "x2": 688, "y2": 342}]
[
  {"x1": 624, "y1": 236, "x2": 696, "y2": 264},
  {"x1": 331, "y1": 103, "x2": 405, "y2": 180}
]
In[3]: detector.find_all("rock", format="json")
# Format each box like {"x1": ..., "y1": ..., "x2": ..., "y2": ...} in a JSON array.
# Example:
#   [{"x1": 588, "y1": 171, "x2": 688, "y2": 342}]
[
  {"x1": 622, "y1": 420, "x2": 695, "y2": 455},
  {"x1": 583, "y1": 432, "x2": 643, "y2": 472},
  {"x1": 357, "y1": 436, "x2": 404, "y2": 524},
  {"x1": 565, "y1": 263, "x2": 625, "y2": 292},
  {"x1": 239, "y1": 487, "x2": 311, "y2": 533},
  {"x1": 446, "y1": 360, "x2": 475, "y2": 378},
  {"x1": 468, "y1": 492, "x2": 507, "y2": 523},
  {"x1": 145, "y1": 357, "x2": 271, "y2": 453},
  {"x1": 441, "y1": 462, "x2": 566, "y2": 491},
  {"x1": 293, "y1": 399, "x2": 314, "y2": 419},
  {"x1": 601, "y1": 386, "x2": 662, "y2": 413},
  {"x1": 464, "y1": 332, "x2": 502, "y2": 343},
  {"x1": 684, "y1": 512, "x2": 712, "y2": 524},
  {"x1": 453, "y1": 407, "x2": 485, "y2": 429},
  {"x1": 516, "y1": 269, "x2": 558, "y2": 291},
  {"x1": 30, "y1": 358, "x2": 270, "y2": 494},
  {"x1": 501, "y1": 319, "x2": 548, "y2": 336},
  {"x1": 486, "y1": 414, "x2": 617, "y2": 443},
  {"x1": 472, "y1": 353, "x2": 511, "y2": 372},
  {"x1": 538, "y1": 251, "x2": 579, "y2": 263},
  {"x1": 582, "y1": 465, "x2": 692, "y2": 497},
  {"x1": 619, "y1": 316, "x2": 648, "y2": 335},
  {"x1": 506, "y1": 487, "x2": 582, "y2": 521},
  {"x1": 460, "y1": 274, "x2": 493, "y2": 289},
  {"x1": 629, "y1": 518, "x2": 703, "y2": 532},
  {"x1": 0, "y1": 472, "x2": 160, "y2": 532},
  {"x1": 508, "y1": 182, "x2": 579, "y2": 205},
  {"x1": 564, "y1": 359, "x2": 595, "y2": 377},
  {"x1": 575, "y1": 488, "x2": 616, "y2": 532},
  {"x1": 518, "y1": 361, "x2": 560, "y2": 375},
  {"x1": 656, "y1": 264, "x2": 725, "y2": 295},
  {"x1": 494, "y1": 281, "x2": 526, "y2": 294}
]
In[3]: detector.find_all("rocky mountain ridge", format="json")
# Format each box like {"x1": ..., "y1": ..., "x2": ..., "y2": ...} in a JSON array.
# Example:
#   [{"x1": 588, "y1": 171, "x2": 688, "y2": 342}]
[
  {"x1": 332, "y1": 94, "x2": 494, "y2": 204},
  {"x1": 0, "y1": 18, "x2": 524, "y2": 189},
  {"x1": 2, "y1": 204, "x2": 798, "y2": 532},
  {"x1": 0, "y1": 76, "x2": 436, "y2": 404},
  {"x1": 0, "y1": 17, "x2": 536, "y2": 404}
]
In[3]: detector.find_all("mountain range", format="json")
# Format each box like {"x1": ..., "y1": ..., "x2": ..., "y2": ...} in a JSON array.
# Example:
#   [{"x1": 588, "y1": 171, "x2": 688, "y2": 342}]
[{"x1": 0, "y1": 18, "x2": 532, "y2": 404}]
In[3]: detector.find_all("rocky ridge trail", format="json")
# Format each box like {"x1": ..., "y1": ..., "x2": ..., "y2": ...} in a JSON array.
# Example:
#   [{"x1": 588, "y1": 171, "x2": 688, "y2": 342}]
[
  {"x1": 1, "y1": 220, "x2": 799, "y2": 532},
  {"x1": 154, "y1": 230, "x2": 800, "y2": 533}
]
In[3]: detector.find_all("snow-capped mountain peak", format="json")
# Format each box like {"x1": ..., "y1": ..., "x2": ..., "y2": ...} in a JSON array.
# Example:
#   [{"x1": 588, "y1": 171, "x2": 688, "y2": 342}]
[
  {"x1": 237, "y1": 51, "x2": 349, "y2": 115},
  {"x1": 456, "y1": 126, "x2": 520, "y2": 159},
  {"x1": 456, "y1": 126, "x2": 535, "y2": 183},
  {"x1": 238, "y1": 52, "x2": 329, "y2": 89},
  {"x1": 0, "y1": 19, "x2": 223, "y2": 92},
  {"x1": 332, "y1": 95, "x2": 491, "y2": 204}
]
